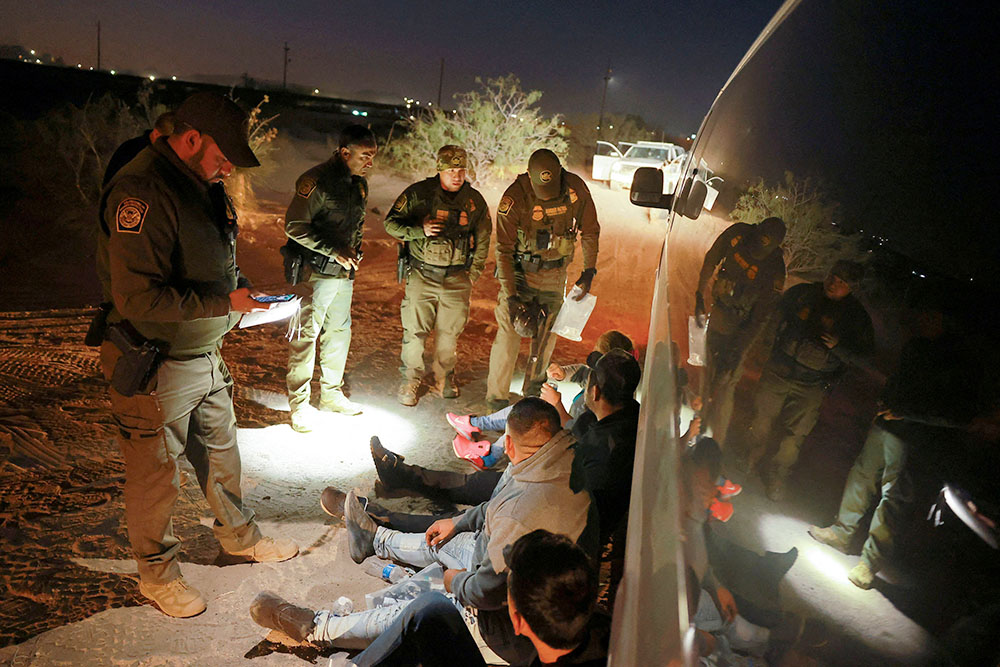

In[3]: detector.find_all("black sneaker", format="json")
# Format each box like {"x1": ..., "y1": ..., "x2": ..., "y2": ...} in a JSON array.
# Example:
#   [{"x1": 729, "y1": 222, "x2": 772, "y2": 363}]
[{"x1": 370, "y1": 436, "x2": 404, "y2": 490}]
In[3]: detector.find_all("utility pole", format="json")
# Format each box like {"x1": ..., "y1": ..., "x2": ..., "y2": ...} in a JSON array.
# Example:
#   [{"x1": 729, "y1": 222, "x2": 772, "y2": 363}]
[
  {"x1": 96, "y1": 21, "x2": 101, "y2": 71},
  {"x1": 282, "y1": 42, "x2": 290, "y2": 91},
  {"x1": 597, "y1": 58, "x2": 612, "y2": 140},
  {"x1": 437, "y1": 57, "x2": 444, "y2": 108}
]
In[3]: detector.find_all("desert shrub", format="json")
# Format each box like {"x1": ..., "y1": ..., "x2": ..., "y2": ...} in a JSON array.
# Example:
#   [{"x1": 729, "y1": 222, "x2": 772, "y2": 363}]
[
  {"x1": 226, "y1": 95, "x2": 278, "y2": 216},
  {"x1": 730, "y1": 171, "x2": 866, "y2": 280},
  {"x1": 385, "y1": 74, "x2": 567, "y2": 188}
]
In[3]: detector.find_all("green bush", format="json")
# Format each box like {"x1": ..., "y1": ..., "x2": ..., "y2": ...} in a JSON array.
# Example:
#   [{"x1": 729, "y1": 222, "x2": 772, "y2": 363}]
[
  {"x1": 385, "y1": 75, "x2": 567, "y2": 188},
  {"x1": 730, "y1": 171, "x2": 866, "y2": 280}
]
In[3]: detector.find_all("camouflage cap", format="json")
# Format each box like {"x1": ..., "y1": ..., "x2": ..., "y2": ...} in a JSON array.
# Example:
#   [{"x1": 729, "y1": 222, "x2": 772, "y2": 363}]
[
  {"x1": 437, "y1": 145, "x2": 468, "y2": 172},
  {"x1": 527, "y1": 149, "x2": 562, "y2": 200},
  {"x1": 174, "y1": 92, "x2": 259, "y2": 168}
]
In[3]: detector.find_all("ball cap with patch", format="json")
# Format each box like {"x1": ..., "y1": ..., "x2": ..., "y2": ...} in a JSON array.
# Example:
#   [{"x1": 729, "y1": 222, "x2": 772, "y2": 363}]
[
  {"x1": 436, "y1": 145, "x2": 468, "y2": 172},
  {"x1": 527, "y1": 149, "x2": 563, "y2": 200},
  {"x1": 174, "y1": 92, "x2": 260, "y2": 168}
]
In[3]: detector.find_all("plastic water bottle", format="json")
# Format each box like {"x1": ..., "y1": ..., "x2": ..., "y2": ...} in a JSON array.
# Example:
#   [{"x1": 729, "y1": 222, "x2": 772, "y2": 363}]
[{"x1": 364, "y1": 559, "x2": 412, "y2": 583}]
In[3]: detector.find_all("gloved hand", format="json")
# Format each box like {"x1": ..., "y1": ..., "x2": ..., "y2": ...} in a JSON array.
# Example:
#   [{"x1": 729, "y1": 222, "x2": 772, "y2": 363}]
[
  {"x1": 694, "y1": 291, "x2": 707, "y2": 327},
  {"x1": 507, "y1": 296, "x2": 527, "y2": 326},
  {"x1": 573, "y1": 268, "x2": 597, "y2": 300}
]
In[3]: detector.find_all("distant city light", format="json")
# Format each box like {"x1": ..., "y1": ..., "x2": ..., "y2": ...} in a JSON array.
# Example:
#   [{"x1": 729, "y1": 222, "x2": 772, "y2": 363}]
[
  {"x1": 35, "y1": 59, "x2": 41, "y2": 64},
  {"x1": 609, "y1": 124, "x2": 614, "y2": 129},
  {"x1": 148, "y1": 75, "x2": 155, "y2": 81},
  {"x1": 351, "y1": 109, "x2": 368, "y2": 117},
  {"x1": 313, "y1": 88, "x2": 320, "y2": 94},
  {"x1": 171, "y1": 76, "x2": 176, "y2": 81},
  {"x1": 415, "y1": 101, "x2": 420, "y2": 105},
  {"x1": 110, "y1": 70, "x2": 116, "y2": 75},
  {"x1": 77, "y1": 63, "x2": 82, "y2": 68},
  {"x1": 89, "y1": 67, "x2": 93, "y2": 71},
  {"x1": 30, "y1": 49, "x2": 35, "y2": 55}
]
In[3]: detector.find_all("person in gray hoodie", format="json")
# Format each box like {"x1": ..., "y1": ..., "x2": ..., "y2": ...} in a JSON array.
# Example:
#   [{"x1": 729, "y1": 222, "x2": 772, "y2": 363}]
[{"x1": 249, "y1": 397, "x2": 594, "y2": 664}]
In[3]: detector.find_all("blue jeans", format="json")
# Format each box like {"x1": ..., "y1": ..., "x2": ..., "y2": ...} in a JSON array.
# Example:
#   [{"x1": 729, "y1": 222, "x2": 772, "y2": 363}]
[
  {"x1": 309, "y1": 530, "x2": 477, "y2": 647},
  {"x1": 470, "y1": 405, "x2": 512, "y2": 432},
  {"x1": 352, "y1": 592, "x2": 486, "y2": 667}
]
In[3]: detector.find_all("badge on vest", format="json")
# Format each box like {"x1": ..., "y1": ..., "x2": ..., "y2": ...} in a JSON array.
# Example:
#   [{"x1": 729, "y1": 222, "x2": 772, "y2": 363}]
[
  {"x1": 116, "y1": 198, "x2": 148, "y2": 234},
  {"x1": 498, "y1": 196, "x2": 514, "y2": 216},
  {"x1": 297, "y1": 178, "x2": 317, "y2": 198}
]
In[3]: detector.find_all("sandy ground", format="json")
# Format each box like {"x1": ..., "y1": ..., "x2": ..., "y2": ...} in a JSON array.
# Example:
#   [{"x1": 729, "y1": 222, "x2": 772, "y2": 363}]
[{"x1": 0, "y1": 156, "x2": 953, "y2": 665}]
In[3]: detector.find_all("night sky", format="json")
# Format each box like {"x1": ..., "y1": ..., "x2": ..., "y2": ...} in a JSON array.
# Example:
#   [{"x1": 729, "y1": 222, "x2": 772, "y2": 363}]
[{"x1": 2, "y1": 0, "x2": 783, "y2": 135}]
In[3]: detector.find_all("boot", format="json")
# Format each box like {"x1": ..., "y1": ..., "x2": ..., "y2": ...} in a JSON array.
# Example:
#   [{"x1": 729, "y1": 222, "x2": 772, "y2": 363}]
[
  {"x1": 319, "y1": 390, "x2": 363, "y2": 415},
  {"x1": 436, "y1": 374, "x2": 459, "y2": 399},
  {"x1": 227, "y1": 536, "x2": 299, "y2": 562},
  {"x1": 848, "y1": 561, "x2": 877, "y2": 590},
  {"x1": 807, "y1": 525, "x2": 850, "y2": 554},
  {"x1": 397, "y1": 380, "x2": 420, "y2": 407},
  {"x1": 139, "y1": 577, "x2": 206, "y2": 618},
  {"x1": 250, "y1": 591, "x2": 316, "y2": 642},
  {"x1": 290, "y1": 405, "x2": 320, "y2": 433}
]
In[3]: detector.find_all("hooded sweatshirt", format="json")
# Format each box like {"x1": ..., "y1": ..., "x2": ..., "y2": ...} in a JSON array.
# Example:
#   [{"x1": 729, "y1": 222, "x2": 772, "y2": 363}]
[{"x1": 450, "y1": 429, "x2": 593, "y2": 610}]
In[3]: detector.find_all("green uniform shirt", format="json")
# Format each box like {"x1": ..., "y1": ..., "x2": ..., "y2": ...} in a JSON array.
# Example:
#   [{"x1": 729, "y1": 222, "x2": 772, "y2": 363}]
[
  {"x1": 99, "y1": 140, "x2": 244, "y2": 357},
  {"x1": 494, "y1": 170, "x2": 600, "y2": 295},
  {"x1": 285, "y1": 156, "x2": 368, "y2": 269},
  {"x1": 384, "y1": 176, "x2": 492, "y2": 280}
]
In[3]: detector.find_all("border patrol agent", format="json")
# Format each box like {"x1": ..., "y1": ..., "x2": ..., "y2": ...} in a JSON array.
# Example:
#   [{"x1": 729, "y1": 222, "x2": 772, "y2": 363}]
[
  {"x1": 694, "y1": 218, "x2": 786, "y2": 446},
  {"x1": 385, "y1": 145, "x2": 492, "y2": 406},
  {"x1": 485, "y1": 149, "x2": 600, "y2": 412},
  {"x1": 744, "y1": 260, "x2": 874, "y2": 500},
  {"x1": 99, "y1": 92, "x2": 298, "y2": 618},
  {"x1": 283, "y1": 125, "x2": 377, "y2": 432}
]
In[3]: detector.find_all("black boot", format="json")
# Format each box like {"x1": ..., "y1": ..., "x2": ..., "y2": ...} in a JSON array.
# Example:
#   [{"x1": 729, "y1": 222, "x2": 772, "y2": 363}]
[
  {"x1": 370, "y1": 436, "x2": 409, "y2": 490},
  {"x1": 250, "y1": 592, "x2": 316, "y2": 643}
]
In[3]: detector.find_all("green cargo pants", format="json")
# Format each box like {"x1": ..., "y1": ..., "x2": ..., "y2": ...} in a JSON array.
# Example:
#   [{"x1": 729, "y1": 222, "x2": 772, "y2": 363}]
[
  {"x1": 287, "y1": 273, "x2": 354, "y2": 411},
  {"x1": 486, "y1": 278, "x2": 565, "y2": 404},
  {"x1": 399, "y1": 268, "x2": 473, "y2": 384},
  {"x1": 100, "y1": 342, "x2": 261, "y2": 584},
  {"x1": 828, "y1": 421, "x2": 912, "y2": 570},
  {"x1": 747, "y1": 367, "x2": 826, "y2": 480},
  {"x1": 702, "y1": 325, "x2": 750, "y2": 446}
]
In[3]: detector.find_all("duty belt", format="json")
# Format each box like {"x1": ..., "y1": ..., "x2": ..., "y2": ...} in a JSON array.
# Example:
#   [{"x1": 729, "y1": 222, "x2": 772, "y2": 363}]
[
  {"x1": 409, "y1": 257, "x2": 467, "y2": 282},
  {"x1": 514, "y1": 253, "x2": 567, "y2": 273}
]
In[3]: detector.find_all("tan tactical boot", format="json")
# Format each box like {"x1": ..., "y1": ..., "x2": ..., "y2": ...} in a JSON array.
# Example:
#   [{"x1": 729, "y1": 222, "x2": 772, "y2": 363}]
[
  {"x1": 807, "y1": 525, "x2": 850, "y2": 554},
  {"x1": 250, "y1": 591, "x2": 316, "y2": 642},
  {"x1": 436, "y1": 375, "x2": 460, "y2": 399},
  {"x1": 319, "y1": 391, "x2": 363, "y2": 416},
  {"x1": 290, "y1": 405, "x2": 320, "y2": 433},
  {"x1": 397, "y1": 380, "x2": 420, "y2": 407},
  {"x1": 139, "y1": 577, "x2": 207, "y2": 618},
  {"x1": 228, "y1": 536, "x2": 299, "y2": 562},
  {"x1": 848, "y1": 561, "x2": 877, "y2": 590}
]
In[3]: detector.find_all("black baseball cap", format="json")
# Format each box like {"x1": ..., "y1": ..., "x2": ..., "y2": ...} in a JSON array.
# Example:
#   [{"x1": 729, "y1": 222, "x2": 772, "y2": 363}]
[
  {"x1": 586, "y1": 349, "x2": 642, "y2": 403},
  {"x1": 174, "y1": 92, "x2": 260, "y2": 168},
  {"x1": 527, "y1": 149, "x2": 562, "y2": 200}
]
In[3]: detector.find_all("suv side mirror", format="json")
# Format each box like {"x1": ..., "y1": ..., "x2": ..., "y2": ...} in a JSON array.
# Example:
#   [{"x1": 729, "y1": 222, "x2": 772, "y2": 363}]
[
  {"x1": 629, "y1": 167, "x2": 673, "y2": 209},
  {"x1": 675, "y1": 171, "x2": 709, "y2": 219}
]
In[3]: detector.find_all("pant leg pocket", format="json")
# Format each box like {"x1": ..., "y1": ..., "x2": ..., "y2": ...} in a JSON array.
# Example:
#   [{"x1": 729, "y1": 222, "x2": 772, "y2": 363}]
[{"x1": 110, "y1": 387, "x2": 164, "y2": 437}]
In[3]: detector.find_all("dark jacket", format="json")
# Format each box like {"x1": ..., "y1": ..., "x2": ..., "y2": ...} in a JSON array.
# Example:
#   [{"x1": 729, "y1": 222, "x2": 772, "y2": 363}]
[
  {"x1": 527, "y1": 612, "x2": 610, "y2": 667},
  {"x1": 99, "y1": 140, "x2": 244, "y2": 356},
  {"x1": 572, "y1": 400, "x2": 641, "y2": 541}
]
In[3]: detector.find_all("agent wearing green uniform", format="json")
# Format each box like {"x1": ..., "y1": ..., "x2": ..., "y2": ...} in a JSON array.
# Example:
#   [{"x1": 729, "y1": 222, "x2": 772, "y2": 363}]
[
  {"x1": 384, "y1": 145, "x2": 491, "y2": 406},
  {"x1": 809, "y1": 298, "x2": 981, "y2": 589},
  {"x1": 99, "y1": 92, "x2": 298, "y2": 618},
  {"x1": 283, "y1": 125, "x2": 377, "y2": 432},
  {"x1": 743, "y1": 261, "x2": 874, "y2": 500},
  {"x1": 694, "y1": 218, "x2": 786, "y2": 446},
  {"x1": 485, "y1": 149, "x2": 600, "y2": 412}
]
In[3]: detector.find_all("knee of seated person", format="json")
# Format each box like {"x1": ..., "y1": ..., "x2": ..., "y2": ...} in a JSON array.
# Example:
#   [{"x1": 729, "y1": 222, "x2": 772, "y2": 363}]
[{"x1": 404, "y1": 592, "x2": 455, "y2": 625}]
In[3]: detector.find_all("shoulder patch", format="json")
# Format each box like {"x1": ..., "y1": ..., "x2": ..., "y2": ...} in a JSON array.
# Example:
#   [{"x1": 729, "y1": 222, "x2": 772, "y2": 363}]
[
  {"x1": 391, "y1": 193, "x2": 407, "y2": 212},
  {"x1": 498, "y1": 196, "x2": 514, "y2": 216},
  {"x1": 296, "y1": 177, "x2": 317, "y2": 198},
  {"x1": 116, "y1": 198, "x2": 148, "y2": 234},
  {"x1": 568, "y1": 187, "x2": 578, "y2": 204}
]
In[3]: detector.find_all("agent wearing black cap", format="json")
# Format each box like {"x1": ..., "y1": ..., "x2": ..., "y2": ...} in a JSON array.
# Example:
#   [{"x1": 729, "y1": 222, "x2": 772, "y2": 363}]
[
  {"x1": 742, "y1": 260, "x2": 874, "y2": 500},
  {"x1": 486, "y1": 149, "x2": 601, "y2": 412},
  {"x1": 98, "y1": 91, "x2": 298, "y2": 619}
]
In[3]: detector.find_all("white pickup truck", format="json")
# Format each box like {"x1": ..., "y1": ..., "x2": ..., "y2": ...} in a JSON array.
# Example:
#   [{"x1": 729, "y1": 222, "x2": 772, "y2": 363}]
[{"x1": 591, "y1": 140, "x2": 686, "y2": 194}]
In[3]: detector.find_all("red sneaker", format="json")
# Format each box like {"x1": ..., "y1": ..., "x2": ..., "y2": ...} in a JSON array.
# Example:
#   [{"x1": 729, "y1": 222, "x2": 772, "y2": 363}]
[
  {"x1": 446, "y1": 413, "x2": 481, "y2": 440},
  {"x1": 709, "y1": 499, "x2": 734, "y2": 522},
  {"x1": 717, "y1": 479, "x2": 742, "y2": 500},
  {"x1": 452, "y1": 434, "x2": 490, "y2": 460},
  {"x1": 466, "y1": 456, "x2": 488, "y2": 472}
]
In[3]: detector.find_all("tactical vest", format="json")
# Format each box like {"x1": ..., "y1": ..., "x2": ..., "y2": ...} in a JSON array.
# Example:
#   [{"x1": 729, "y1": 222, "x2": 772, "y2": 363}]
[
  {"x1": 516, "y1": 182, "x2": 581, "y2": 260},
  {"x1": 711, "y1": 233, "x2": 766, "y2": 315},
  {"x1": 774, "y1": 289, "x2": 845, "y2": 374},
  {"x1": 312, "y1": 168, "x2": 367, "y2": 254},
  {"x1": 414, "y1": 180, "x2": 477, "y2": 268}
]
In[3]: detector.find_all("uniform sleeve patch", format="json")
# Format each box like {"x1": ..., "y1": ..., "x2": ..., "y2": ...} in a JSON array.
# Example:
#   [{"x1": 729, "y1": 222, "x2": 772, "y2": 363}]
[
  {"x1": 116, "y1": 198, "x2": 148, "y2": 234},
  {"x1": 391, "y1": 193, "x2": 407, "y2": 212},
  {"x1": 498, "y1": 196, "x2": 514, "y2": 216},
  {"x1": 296, "y1": 177, "x2": 317, "y2": 198}
]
